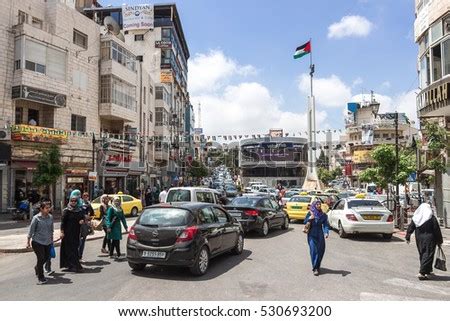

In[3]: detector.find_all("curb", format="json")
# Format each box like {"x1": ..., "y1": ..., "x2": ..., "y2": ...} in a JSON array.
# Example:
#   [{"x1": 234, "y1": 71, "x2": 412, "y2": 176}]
[{"x1": 0, "y1": 231, "x2": 129, "y2": 254}]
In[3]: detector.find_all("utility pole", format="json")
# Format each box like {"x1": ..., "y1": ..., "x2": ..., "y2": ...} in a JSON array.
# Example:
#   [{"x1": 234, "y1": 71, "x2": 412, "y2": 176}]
[
  {"x1": 394, "y1": 112, "x2": 402, "y2": 230},
  {"x1": 91, "y1": 133, "x2": 96, "y2": 200}
]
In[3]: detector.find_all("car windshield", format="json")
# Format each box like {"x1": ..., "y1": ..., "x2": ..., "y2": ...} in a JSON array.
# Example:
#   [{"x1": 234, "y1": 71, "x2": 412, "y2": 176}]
[
  {"x1": 225, "y1": 185, "x2": 236, "y2": 190},
  {"x1": 139, "y1": 208, "x2": 193, "y2": 227},
  {"x1": 290, "y1": 196, "x2": 312, "y2": 203},
  {"x1": 284, "y1": 191, "x2": 298, "y2": 198},
  {"x1": 348, "y1": 200, "x2": 383, "y2": 208},
  {"x1": 166, "y1": 190, "x2": 191, "y2": 202},
  {"x1": 231, "y1": 197, "x2": 259, "y2": 207}
]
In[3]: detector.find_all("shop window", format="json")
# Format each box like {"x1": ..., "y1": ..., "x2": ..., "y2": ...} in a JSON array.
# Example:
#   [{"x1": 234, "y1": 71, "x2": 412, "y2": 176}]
[
  {"x1": 73, "y1": 29, "x2": 88, "y2": 49},
  {"x1": 431, "y1": 44, "x2": 442, "y2": 82},
  {"x1": 28, "y1": 109, "x2": 39, "y2": 126},
  {"x1": 71, "y1": 114, "x2": 86, "y2": 132},
  {"x1": 15, "y1": 107, "x2": 23, "y2": 125}
]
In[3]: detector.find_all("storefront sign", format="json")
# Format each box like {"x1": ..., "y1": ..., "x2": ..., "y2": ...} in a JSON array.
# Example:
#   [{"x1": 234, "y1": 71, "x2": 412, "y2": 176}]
[
  {"x1": 12, "y1": 85, "x2": 66, "y2": 108},
  {"x1": 160, "y1": 71, "x2": 173, "y2": 83},
  {"x1": 105, "y1": 153, "x2": 132, "y2": 167},
  {"x1": 122, "y1": 4, "x2": 154, "y2": 31},
  {"x1": 352, "y1": 150, "x2": 373, "y2": 164},
  {"x1": 67, "y1": 177, "x2": 84, "y2": 184},
  {"x1": 155, "y1": 40, "x2": 172, "y2": 49},
  {"x1": 417, "y1": 81, "x2": 449, "y2": 114},
  {"x1": 11, "y1": 124, "x2": 69, "y2": 144},
  {"x1": 269, "y1": 129, "x2": 283, "y2": 138},
  {"x1": 88, "y1": 171, "x2": 97, "y2": 181}
]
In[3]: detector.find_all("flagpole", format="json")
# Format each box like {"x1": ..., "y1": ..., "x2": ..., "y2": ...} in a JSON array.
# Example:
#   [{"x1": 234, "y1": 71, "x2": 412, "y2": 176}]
[{"x1": 309, "y1": 38, "x2": 313, "y2": 97}]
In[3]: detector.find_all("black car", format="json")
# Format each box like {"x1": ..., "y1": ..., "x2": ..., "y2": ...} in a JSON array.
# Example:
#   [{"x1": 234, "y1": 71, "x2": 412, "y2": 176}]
[
  {"x1": 225, "y1": 185, "x2": 238, "y2": 197},
  {"x1": 127, "y1": 203, "x2": 244, "y2": 276},
  {"x1": 224, "y1": 196, "x2": 289, "y2": 236}
]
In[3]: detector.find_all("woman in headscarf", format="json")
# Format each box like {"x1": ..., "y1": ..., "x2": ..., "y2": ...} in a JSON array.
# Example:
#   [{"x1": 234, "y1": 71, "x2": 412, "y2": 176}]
[
  {"x1": 405, "y1": 203, "x2": 443, "y2": 280},
  {"x1": 304, "y1": 200, "x2": 330, "y2": 276},
  {"x1": 105, "y1": 196, "x2": 128, "y2": 258},
  {"x1": 60, "y1": 190, "x2": 86, "y2": 272}
]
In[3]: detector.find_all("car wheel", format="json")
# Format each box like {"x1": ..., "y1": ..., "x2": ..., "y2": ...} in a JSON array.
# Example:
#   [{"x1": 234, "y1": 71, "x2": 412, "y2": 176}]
[
  {"x1": 258, "y1": 220, "x2": 270, "y2": 237},
  {"x1": 232, "y1": 233, "x2": 244, "y2": 255},
  {"x1": 190, "y1": 246, "x2": 209, "y2": 276},
  {"x1": 281, "y1": 217, "x2": 289, "y2": 230},
  {"x1": 382, "y1": 233, "x2": 393, "y2": 240},
  {"x1": 128, "y1": 262, "x2": 145, "y2": 271},
  {"x1": 130, "y1": 207, "x2": 138, "y2": 217},
  {"x1": 338, "y1": 221, "x2": 347, "y2": 238}
]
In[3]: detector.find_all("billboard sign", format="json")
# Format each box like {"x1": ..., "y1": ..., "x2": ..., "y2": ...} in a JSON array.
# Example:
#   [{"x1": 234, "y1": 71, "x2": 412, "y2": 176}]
[{"x1": 122, "y1": 4, "x2": 154, "y2": 31}]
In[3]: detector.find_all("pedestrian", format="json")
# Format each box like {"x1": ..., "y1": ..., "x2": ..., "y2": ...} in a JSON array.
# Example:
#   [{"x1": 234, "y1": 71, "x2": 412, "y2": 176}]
[
  {"x1": 60, "y1": 190, "x2": 85, "y2": 273},
  {"x1": 79, "y1": 192, "x2": 95, "y2": 263},
  {"x1": 145, "y1": 186, "x2": 153, "y2": 207},
  {"x1": 159, "y1": 187, "x2": 168, "y2": 203},
  {"x1": 304, "y1": 200, "x2": 330, "y2": 276},
  {"x1": 26, "y1": 202, "x2": 54, "y2": 285},
  {"x1": 106, "y1": 196, "x2": 128, "y2": 258},
  {"x1": 100, "y1": 195, "x2": 111, "y2": 254},
  {"x1": 405, "y1": 203, "x2": 443, "y2": 280},
  {"x1": 42, "y1": 199, "x2": 55, "y2": 275}
]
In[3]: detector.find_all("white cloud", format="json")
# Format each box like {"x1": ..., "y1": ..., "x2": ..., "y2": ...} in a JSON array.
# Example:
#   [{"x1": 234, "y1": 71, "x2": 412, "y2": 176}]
[
  {"x1": 381, "y1": 81, "x2": 391, "y2": 89},
  {"x1": 188, "y1": 50, "x2": 257, "y2": 94},
  {"x1": 328, "y1": 15, "x2": 374, "y2": 39},
  {"x1": 298, "y1": 74, "x2": 352, "y2": 108},
  {"x1": 192, "y1": 82, "x2": 329, "y2": 136},
  {"x1": 352, "y1": 77, "x2": 363, "y2": 87}
]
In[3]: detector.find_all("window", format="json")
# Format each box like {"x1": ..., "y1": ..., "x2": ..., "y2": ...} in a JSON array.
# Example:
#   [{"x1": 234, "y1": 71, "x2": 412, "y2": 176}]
[
  {"x1": 149, "y1": 85, "x2": 153, "y2": 95},
  {"x1": 420, "y1": 54, "x2": 430, "y2": 88},
  {"x1": 161, "y1": 28, "x2": 171, "y2": 40},
  {"x1": 18, "y1": 11, "x2": 28, "y2": 24},
  {"x1": 122, "y1": 196, "x2": 133, "y2": 202},
  {"x1": 430, "y1": 20, "x2": 443, "y2": 44},
  {"x1": 73, "y1": 29, "x2": 88, "y2": 49},
  {"x1": 134, "y1": 34, "x2": 144, "y2": 41},
  {"x1": 46, "y1": 46, "x2": 66, "y2": 81},
  {"x1": 260, "y1": 199, "x2": 273, "y2": 209},
  {"x1": 149, "y1": 112, "x2": 153, "y2": 123},
  {"x1": 71, "y1": 114, "x2": 86, "y2": 132},
  {"x1": 431, "y1": 44, "x2": 442, "y2": 81},
  {"x1": 111, "y1": 41, "x2": 136, "y2": 72},
  {"x1": 28, "y1": 109, "x2": 39, "y2": 126},
  {"x1": 419, "y1": 33, "x2": 429, "y2": 57},
  {"x1": 443, "y1": 38, "x2": 450, "y2": 76},
  {"x1": 212, "y1": 207, "x2": 229, "y2": 223},
  {"x1": 15, "y1": 107, "x2": 23, "y2": 125},
  {"x1": 73, "y1": 70, "x2": 88, "y2": 90},
  {"x1": 143, "y1": 87, "x2": 146, "y2": 104},
  {"x1": 199, "y1": 207, "x2": 216, "y2": 224},
  {"x1": 100, "y1": 75, "x2": 136, "y2": 111},
  {"x1": 31, "y1": 17, "x2": 43, "y2": 29},
  {"x1": 166, "y1": 189, "x2": 191, "y2": 202}
]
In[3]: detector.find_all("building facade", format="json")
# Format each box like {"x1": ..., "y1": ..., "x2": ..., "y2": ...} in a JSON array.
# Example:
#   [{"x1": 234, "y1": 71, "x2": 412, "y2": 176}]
[
  {"x1": 414, "y1": 0, "x2": 450, "y2": 226},
  {"x1": 239, "y1": 137, "x2": 308, "y2": 187}
]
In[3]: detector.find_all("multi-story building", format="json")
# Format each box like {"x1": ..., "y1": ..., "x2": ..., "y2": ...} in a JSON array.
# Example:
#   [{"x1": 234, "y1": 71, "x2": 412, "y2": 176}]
[
  {"x1": 82, "y1": 3, "x2": 191, "y2": 188},
  {"x1": 344, "y1": 97, "x2": 418, "y2": 186},
  {"x1": 239, "y1": 136, "x2": 308, "y2": 187},
  {"x1": 414, "y1": 0, "x2": 450, "y2": 226},
  {"x1": 0, "y1": 0, "x2": 101, "y2": 210}
]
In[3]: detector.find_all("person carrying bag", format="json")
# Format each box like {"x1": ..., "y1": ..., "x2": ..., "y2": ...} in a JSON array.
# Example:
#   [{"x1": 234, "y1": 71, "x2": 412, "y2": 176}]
[{"x1": 434, "y1": 245, "x2": 447, "y2": 271}]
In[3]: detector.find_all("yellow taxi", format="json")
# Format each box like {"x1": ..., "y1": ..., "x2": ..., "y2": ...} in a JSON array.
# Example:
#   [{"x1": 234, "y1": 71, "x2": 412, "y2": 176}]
[
  {"x1": 91, "y1": 192, "x2": 143, "y2": 219},
  {"x1": 285, "y1": 192, "x2": 330, "y2": 221}
]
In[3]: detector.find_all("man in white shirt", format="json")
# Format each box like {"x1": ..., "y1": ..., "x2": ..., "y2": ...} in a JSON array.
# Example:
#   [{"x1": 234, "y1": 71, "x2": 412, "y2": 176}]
[{"x1": 159, "y1": 187, "x2": 168, "y2": 203}]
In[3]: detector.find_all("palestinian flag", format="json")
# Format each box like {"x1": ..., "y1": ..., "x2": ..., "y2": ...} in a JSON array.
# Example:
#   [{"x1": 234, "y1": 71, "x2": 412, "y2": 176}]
[{"x1": 294, "y1": 41, "x2": 311, "y2": 59}]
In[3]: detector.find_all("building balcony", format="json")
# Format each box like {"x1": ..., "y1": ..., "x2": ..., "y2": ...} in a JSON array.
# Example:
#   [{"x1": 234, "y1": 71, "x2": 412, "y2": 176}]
[
  {"x1": 100, "y1": 60, "x2": 137, "y2": 86},
  {"x1": 99, "y1": 103, "x2": 137, "y2": 122},
  {"x1": 155, "y1": 149, "x2": 170, "y2": 162}
]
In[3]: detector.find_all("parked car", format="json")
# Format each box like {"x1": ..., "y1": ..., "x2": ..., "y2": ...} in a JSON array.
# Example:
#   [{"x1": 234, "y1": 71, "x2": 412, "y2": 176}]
[
  {"x1": 225, "y1": 195, "x2": 289, "y2": 236},
  {"x1": 285, "y1": 195, "x2": 329, "y2": 221},
  {"x1": 328, "y1": 196, "x2": 394, "y2": 239},
  {"x1": 127, "y1": 203, "x2": 244, "y2": 275},
  {"x1": 91, "y1": 193, "x2": 143, "y2": 219},
  {"x1": 165, "y1": 187, "x2": 219, "y2": 204},
  {"x1": 224, "y1": 185, "x2": 238, "y2": 198}
]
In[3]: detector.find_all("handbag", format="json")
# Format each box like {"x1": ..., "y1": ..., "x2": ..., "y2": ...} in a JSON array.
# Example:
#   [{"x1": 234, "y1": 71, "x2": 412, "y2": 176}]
[
  {"x1": 303, "y1": 221, "x2": 311, "y2": 234},
  {"x1": 434, "y1": 245, "x2": 447, "y2": 271},
  {"x1": 92, "y1": 218, "x2": 104, "y2": 231},
  {"x1": 49, "y1": 243, "x2": 56, "y2": 259}
]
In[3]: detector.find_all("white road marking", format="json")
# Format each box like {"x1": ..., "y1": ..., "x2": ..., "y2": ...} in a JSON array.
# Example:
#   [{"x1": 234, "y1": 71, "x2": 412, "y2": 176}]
[
  {"x1": 359, "y1": 292, "x2": 433, "y2": 301},
  {"x1": 384, "y1": 278, "x2": 450, "y2": 296}
]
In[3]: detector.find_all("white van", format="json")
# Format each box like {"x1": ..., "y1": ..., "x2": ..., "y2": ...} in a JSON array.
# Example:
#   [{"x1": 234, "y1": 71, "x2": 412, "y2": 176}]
[{"x1": 165, "y1": 187, "x2": 220, "y2": 204}]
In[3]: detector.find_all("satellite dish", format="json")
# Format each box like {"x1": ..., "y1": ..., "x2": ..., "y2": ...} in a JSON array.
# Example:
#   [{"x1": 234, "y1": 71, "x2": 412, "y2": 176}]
[
  {"x1": 116, "y1": 32, "x2": 125, "y2": 42},
  {"x1": 104, "y1": 16, "x2": 121, "y2": 35}
]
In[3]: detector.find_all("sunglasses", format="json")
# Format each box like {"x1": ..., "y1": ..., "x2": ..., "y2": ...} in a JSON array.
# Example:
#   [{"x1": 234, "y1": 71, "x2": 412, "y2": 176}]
[{"x1": 69, "y1": 199, "x2": 78, "y2": 202}]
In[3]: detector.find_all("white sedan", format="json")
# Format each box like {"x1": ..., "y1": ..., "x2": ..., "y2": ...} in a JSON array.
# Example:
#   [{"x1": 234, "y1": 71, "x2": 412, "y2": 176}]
[{"x1": 328, "y1": 197, "x2": 394, "y2": 239}]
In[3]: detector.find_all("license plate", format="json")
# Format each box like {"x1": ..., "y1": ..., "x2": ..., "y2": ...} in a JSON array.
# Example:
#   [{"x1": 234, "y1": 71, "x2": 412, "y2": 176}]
[
  {"x1": 291, "y1": 206, "x2": 302, "y2": 210},
  {"x1": 362, "y1": 215, "x2": 381, "y2": 220},
  {"x1": 142, "y1": 251, "x2": 166, "y2": 258},
  {"x1": 228, "y1": 211, "x2": 242, "y2": 217}
]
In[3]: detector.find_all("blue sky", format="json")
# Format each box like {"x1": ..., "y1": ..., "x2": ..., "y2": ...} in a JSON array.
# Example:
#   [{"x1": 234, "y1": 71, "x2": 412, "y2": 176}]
[{"x1": 110, "y1": 0, "x2": 418, "y2": 137}]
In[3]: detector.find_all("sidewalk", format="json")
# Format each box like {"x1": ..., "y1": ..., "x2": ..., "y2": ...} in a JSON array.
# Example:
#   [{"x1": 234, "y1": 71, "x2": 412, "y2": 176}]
[{"x1": 0, "y1": 217, "x2": 137, "y2": 253}]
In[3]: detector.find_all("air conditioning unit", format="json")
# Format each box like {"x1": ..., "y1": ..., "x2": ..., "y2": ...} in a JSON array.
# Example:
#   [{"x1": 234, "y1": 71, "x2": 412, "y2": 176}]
[{"x1": 0, "y1": 128, "x2": 11, "y2": 141}]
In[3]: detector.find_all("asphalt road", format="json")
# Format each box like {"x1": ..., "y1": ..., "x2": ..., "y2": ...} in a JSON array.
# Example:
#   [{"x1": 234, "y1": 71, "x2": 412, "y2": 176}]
[{"x1": 0, "y1": 222, "x2": 449, "y2": 301}]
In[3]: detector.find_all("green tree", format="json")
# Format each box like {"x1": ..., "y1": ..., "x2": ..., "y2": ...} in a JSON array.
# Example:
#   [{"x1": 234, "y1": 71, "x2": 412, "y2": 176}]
[
  {"x1": 359, "y1": 144, "x2": 416, "y2": 188},
  {"x1": 188, "y1": 159, "x2": 209, "y2": 183},
  {"x1": 421, "y1": 121, "x2": 448, "y2": 172},
  {"x1": 33, "y1": 144, "x2": 64, "y2": 203},
  {"x1": 317, "y1": 150, "x2": 328, "y2": 169},
  {"x1": 318, "y1": 167, "x2": 333, "y2": 185}
]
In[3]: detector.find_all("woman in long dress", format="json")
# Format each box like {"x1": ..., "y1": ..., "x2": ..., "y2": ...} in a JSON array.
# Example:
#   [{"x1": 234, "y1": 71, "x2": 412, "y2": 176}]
[
  {"x1": 60, "y1": 190, "x2": 85, "y2": 272},
  {"x1": 106, "y1": 196, "x2": 128, "y2": 258},
  {"x1": 406, "y1": 203, "x2": 443, "y2": 280},
  {"x1": 304, "y1": 200, "x2": 330, "y2": 276}
]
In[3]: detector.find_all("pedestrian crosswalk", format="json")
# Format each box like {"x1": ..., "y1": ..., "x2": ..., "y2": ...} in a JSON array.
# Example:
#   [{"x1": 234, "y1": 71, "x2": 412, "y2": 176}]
[{"x1": 383, "y1": 278, "x2": 450, "y2": 297}]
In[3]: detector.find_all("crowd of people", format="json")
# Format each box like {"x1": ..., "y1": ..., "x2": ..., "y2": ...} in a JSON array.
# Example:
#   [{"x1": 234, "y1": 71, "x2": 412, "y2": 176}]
[{"x1": 26, "y1": 189, "x2": 128, "y2": 285}]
